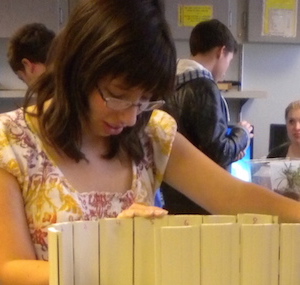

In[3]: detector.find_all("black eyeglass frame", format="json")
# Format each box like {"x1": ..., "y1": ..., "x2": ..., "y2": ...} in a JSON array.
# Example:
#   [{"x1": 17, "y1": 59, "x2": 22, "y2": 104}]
[{"x1": 96, "y1": 85, "x2": 165, "y2": 113}]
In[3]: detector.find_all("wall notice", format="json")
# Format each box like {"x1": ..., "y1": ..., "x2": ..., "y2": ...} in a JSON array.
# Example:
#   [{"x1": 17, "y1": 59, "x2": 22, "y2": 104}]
[
  {"x1": 263, "y1": 0, "x2": 298, "y2": 37},
  {"x1": 178, "y1": 5, "x2": 213, "y2": 27}
]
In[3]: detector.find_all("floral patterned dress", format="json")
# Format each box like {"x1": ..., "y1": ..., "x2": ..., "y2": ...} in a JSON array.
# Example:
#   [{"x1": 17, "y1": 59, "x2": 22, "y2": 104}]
[{"x1": 0, "y1": 108, "x2": 176, "y2": 260}]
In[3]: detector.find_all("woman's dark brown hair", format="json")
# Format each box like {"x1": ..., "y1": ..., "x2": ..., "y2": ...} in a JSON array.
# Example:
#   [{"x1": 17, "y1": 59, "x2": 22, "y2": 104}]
[{"x1": 24, "y1": 0, "x2": 176, "y2": 163}]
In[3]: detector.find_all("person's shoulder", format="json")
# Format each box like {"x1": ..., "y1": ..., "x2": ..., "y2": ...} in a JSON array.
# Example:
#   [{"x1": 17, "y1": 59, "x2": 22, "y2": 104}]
[
  {"x1": 0, "y1": 108, "x2": 24, "y2": 126},
  {"x1": 189, "y1": 77, "x2": 216, "y2": 88},
  {"x1": 145, "y1": 110, "x2": 177, "y2": 157},
  {"x1": 177, "y1": 77, "x2": 215, "y2": 92},
  {"x1": 177, "y1": 77, "x2": 219, "y2": 101},
  {"x1": 175, "y1": 61, "x2": 215, "y2": 89},
  {"x1": 149, "y1": 109, "x2": 176, "y2": 127},
  {"x1": 0, "y1": 108, "x2": 35, "y2": 142},
  {"x1": 147, "y1": 109, "x2": 177, "y2": 137}
]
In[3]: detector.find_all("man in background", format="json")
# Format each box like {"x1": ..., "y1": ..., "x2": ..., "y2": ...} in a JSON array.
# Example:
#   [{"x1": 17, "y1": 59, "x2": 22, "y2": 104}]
[
  {"x1": 161, "y1": 19, "x2": 253, "y2": 214},
  {"x1": 7, "y1": 23, "x2": 55, "y2": 86}
]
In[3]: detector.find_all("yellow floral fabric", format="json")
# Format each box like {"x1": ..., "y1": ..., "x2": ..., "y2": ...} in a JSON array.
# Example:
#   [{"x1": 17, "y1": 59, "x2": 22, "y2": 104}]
[{"x1": 0, "y1": 108, "x2": 176, "y2": 260}]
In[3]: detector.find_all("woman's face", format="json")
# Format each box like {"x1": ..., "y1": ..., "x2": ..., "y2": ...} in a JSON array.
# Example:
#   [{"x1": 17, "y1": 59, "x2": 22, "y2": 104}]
[
  {"x1": 286, "y1": 107, "x2": 300, "y2": 145},
  {"x1": 87, "y1": 77, "x2": 151, "y2": 138}
]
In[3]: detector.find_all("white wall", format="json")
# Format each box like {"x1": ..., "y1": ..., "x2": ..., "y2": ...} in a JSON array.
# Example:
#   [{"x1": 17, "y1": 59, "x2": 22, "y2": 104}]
[
  {"x1": 0, "y1": 38, "x2": 26, "y2": 112},
  {"x1": 0, "y1": 38, "x2": 26, "y2": 89},
  {"x1": 242, "y1": 43, "x2": 300, "y2": 158}
]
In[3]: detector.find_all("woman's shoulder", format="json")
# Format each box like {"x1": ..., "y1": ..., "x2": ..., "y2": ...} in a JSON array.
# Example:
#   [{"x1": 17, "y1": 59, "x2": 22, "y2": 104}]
[
  {"x1": 142, "y1": 110, "x2": 177, "y2": 157},
  {"x1": 0, "y1": 107, "x2": 23, "y2": 120},
  {"x1": 139, "y1": 110, "x2": 177, "y2": 192},
  {"x1": 147, "y1": 109, "x2": 177, "y2": 136},
  {"x1": 0, "y1": 107, "x2": 38, "y2": 149},
  {"x1": 0, "y1": 108, "x2": 27, "y2": 131}
]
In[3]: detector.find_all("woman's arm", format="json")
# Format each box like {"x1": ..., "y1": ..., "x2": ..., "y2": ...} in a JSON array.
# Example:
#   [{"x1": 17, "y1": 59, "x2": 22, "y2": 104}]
[
  {"x1": 0, "y1": 169, "x2": 49, "y2": 285},
  {"x1": 164, "y1": 132, "x2": 300, "y2": 223}
]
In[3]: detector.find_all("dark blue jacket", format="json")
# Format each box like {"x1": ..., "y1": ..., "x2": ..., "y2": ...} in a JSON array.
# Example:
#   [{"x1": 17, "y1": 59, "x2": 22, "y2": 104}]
[{"x1": 161, "y1": 64, "x2": 250, "y2": 214}]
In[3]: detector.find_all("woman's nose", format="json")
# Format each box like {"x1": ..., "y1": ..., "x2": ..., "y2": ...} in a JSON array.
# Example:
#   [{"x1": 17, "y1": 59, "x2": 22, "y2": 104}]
[
  {"x1": 295, "y1": 121, "x2": 300, "y2": 129},
  {"x1": 118, "y1": 106, "x2": 138, "y2": 127}
]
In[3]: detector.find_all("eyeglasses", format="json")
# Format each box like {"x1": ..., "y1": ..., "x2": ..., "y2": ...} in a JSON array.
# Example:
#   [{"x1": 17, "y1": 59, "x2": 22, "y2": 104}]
[{"x1": 97, "y1": 85, "x2": 165, "y2": 113}]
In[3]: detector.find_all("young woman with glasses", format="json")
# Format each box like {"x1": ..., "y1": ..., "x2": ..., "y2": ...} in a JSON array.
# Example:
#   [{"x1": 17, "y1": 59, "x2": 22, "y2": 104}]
[{"x1": 1, "y1": 0, "x2": 300, "y2": 284}]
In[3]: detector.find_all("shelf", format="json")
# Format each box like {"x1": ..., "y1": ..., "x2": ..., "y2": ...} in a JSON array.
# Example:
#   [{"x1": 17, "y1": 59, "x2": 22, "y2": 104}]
[
  {"x1": 222, "y1": 90, "x2": 268, "y2": 110},
  {"x1": 0, "y1": 90, "x2": 26, "y2": 98},
  {"x1": 221, "y1": 90, "x2": 268, "y2": 123},
  {"x1": 222, "y1": 90, "x2": 268, "y2": 99}
]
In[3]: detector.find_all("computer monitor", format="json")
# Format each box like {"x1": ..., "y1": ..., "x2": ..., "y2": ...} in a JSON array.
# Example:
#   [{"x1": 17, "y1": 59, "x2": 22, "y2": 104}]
[
  {"x1": 269, "y1": 124, "x2": 288, "y2": 152},
  {"x1": 228, "y1": 125, "x2": 254, "y2": 182}
]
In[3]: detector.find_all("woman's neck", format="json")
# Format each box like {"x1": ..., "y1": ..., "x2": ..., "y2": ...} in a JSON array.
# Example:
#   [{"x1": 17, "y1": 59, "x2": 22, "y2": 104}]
[{"x1": 287, "y1": 143, "x2": 300, "y2": 158}]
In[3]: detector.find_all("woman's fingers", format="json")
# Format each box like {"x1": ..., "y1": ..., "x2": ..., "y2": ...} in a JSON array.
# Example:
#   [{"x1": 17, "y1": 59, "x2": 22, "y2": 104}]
[{"x1": 117, "y1": 203, "x2": 168, "y2": 218}]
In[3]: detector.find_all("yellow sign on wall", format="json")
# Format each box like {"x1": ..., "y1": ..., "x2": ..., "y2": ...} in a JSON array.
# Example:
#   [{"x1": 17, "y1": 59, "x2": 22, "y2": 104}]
[
  {"x1": 263, "y1": 0, "x2": 298, "y2": 37},
  {"x1": 178, "y1": 5, "x2": 213, "y2": 27}
]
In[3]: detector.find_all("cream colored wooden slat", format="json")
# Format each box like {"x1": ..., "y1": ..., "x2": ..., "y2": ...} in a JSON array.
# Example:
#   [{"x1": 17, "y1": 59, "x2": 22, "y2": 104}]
[
  {"x1": 279, "y1": 223, "x2": 300, "y2": 285},
  {"x1": 73, "y1": 221, "x2": 99, "y2": 285},
  {"x1": 159, "y1": 225, "x2": 200, "y2": 285},
  {"x1": 240, "y1": 224, "x2": 279, "y2": 285},
  {"x1": 99, "y1": 218, "x2": 133, "y2": 285},
  {"x1": 48, "y1": 227, "x2": 60, "y2": 285},
  {"x1": 201, "y1": 223, "x2": 239, "y2": 285},
  {"x1": 134, "y1": 216, "x2": 168, "y2": 285}
]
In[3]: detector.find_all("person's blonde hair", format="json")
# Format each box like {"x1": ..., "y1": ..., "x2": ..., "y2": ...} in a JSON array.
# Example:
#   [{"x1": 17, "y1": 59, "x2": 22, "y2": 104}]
[{"x1": 285, "y1": 100, "x2": 300, "y2": 120}]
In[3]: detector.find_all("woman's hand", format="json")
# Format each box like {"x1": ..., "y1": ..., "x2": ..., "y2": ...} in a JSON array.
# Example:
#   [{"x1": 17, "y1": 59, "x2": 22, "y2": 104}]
[{"x1": 117, "y1": 203, "x2": 168, "y2": 218}]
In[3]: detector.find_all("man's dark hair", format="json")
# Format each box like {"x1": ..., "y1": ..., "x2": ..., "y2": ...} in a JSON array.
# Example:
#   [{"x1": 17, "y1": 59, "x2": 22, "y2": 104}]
[
  {"x1": 189, "y1": 19, "x2": 238, "y2": 56},
  {"x1": 7, "y1": 23, "x2": 55, "y2": 72}
]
